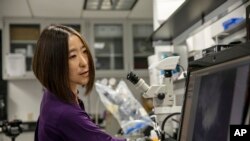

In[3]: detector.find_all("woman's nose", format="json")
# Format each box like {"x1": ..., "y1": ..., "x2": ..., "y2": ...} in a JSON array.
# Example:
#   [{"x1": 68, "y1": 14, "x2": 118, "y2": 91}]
[{"x1": 79, "y1": 55, "x2": 87, "y2": 67}]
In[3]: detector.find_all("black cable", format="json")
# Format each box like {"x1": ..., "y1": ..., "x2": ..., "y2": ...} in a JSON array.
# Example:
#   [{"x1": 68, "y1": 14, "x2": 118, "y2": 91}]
[
  {"x1": 171, "y1": 118, "x2": 180, "y2": 124},
  {"x1": 160, "y1": 112, "x2": 181, "y2": 140},
  {"x1": 177, "y1": 64, "x2": 185, "y2": 72},
  {"x1": 161, "y1": 112, "x2": 181, "y2": 131},
  {"x1": 177, "y1": 64, "x2": 187, "y2": 78}
]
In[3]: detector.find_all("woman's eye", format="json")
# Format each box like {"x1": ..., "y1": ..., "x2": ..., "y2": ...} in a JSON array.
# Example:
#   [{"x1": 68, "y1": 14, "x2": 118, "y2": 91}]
[
  {"x1": 82, "y1": 50, "x2": 87, "y2": 54},
  {"x1": 69, "y1": 55, "x2": 76, "y2": 59}
]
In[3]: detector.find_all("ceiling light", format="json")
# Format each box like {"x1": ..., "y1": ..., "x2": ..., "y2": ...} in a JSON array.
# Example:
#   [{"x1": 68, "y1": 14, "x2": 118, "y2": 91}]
[{"x1": 83, "y1": 0, "x2": 138, "y2": 11}]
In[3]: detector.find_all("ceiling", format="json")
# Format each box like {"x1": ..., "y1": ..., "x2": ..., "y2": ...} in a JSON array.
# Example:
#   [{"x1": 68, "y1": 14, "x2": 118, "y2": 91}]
[{"x1": 0, "y1": 0, "x2": 153, "y2": 19}]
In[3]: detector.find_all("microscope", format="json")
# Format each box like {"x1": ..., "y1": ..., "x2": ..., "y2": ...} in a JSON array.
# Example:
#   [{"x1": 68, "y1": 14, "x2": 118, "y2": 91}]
[{"x1": 127, "y1": 56, "x2": 182, "y2": 140}]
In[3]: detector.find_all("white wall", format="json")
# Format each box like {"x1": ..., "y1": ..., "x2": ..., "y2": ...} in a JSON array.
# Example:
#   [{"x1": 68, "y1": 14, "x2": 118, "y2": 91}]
[
  {"x1": 7, "y1": 80, "x2": 43, "y2": 121},
  {"x1": 186, "y1": 26, "x2": 215, "y2": 52},
  {"x1": 174, "y1": 45, "x2": 188, "y2": 70},
  {"x1": 153, "y1": 0, "x2": 185, "y2": 30}
]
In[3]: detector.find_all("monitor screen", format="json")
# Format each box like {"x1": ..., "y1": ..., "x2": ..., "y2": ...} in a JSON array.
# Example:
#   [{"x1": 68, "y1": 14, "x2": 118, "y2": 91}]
[{"x1": 178, "y1": 54, "x2": 250, "y2": 141}]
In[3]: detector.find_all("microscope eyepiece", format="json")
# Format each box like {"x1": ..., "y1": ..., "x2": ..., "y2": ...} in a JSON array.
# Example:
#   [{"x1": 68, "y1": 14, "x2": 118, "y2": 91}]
[
  {"x1": 127, "y1": 72, "x2": 149, "y2": 93},
  {"x1": 127, "y1": 72, "x2": 139, "y2": 84}
]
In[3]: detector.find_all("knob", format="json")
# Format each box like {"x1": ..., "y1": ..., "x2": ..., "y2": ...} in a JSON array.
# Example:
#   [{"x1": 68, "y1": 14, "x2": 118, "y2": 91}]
[{"x1": 157, "y1": 93, "x2": 165, "y2": 100}]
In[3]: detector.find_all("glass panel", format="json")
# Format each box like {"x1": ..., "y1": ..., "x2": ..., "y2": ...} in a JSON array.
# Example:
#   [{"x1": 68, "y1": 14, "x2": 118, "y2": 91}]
[
  {"x1": 114, "y1": 57, "x2": 123, "y2": 69},
  {"x1": 94, "y1": 24, "x2": 123, "y2": 70},
  {"x1": 9, "y1": 24, "x2": 40, "y2": 71},
  {"x1": 133, "y1": 24, "x2": 154, "y2": 69},
  {"x1": 62, "y1": 24, "x2": 81, "y2": 33}
]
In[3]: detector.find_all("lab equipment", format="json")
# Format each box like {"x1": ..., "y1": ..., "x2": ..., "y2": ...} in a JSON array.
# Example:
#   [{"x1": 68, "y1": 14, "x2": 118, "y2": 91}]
[
  {"x1": 95, "y1": 80, "x2": 154, "y2": 136},
  {"x1": 127, "y1": 56, "x2": 182, "y2": 139},
  {"x1": 178, "y1": 42, "x2": 250, "y2": 141},
  {"x1": 222, "y1": 17, "x2": 244, "y2": 30},
  {"x1": 0, "y1": 119, "x2": 23, "y2": 141}
]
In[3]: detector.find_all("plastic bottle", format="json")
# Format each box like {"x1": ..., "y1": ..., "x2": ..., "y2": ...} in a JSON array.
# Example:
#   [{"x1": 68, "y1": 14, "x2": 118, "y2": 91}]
[{"x1": 150, "y1": 130, "x2": 159, "y2": 141}]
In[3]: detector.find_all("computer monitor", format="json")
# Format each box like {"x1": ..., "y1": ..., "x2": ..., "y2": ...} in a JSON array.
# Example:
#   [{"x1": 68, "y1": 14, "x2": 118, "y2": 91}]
[{"x1": 178, "y1": 42, "x2": 250, "y2": 141}]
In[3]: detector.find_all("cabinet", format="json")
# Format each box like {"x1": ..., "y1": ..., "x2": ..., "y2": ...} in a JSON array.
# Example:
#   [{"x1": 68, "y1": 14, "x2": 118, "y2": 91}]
[
  {"x1": 62, "y1": 24, "x2": 81, "y2": 33},
  {"x1": 93, "y1": 24, "x2": 124, "y2": 70},
  {"x1": 2, "y1": 20, "x2": 86, "y2": 80},
  {"x1": 132, "y1": 24, "x2": 153, "y2": 69},
  {"x1": 2, "y1": 19, "x2": 153, "y2": 79},
  {"x1": 9, "y1": 24, "x2": 40, "y2": 71},
  {"x1": 2, "y1": 23, "x2": 41, "y2": 79}
]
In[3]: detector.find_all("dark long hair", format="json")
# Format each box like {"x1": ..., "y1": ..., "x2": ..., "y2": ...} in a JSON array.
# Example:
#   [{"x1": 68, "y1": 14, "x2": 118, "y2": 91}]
[{"x1": 32, "y1": 24, "x2": 95, "y2": 103}]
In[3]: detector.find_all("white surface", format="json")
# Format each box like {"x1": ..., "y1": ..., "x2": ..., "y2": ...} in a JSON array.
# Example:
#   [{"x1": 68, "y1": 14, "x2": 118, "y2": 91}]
[
  {"x1": 1, "y1": 0, "x2": 153, "y2": 19},
  {"x1": 154, "y1": 106, "x2": 182, "y2": 114},
  {"x1": 155, "y1": 56, "x2": 180, "y2": 70},
  {"x1": 6, "y1": 54, "x2": 26, "y2": 77},
  {"x1": 7, "y1": 80, "x2": 43, "y2": 121},
  {"x1": 2, "y1": 0, "x2": 32, "y2": 17},
  {"x1": 128, "y1": 0, "x2": 153, "y2": 19},
  {"x1": 29, "y1": 0, "x2": 84, "y2": 18},
  {"x1": 82, "y1": 11, "x2": 130, "y2": 19},
  {"x1": 0, "y1": 21, "x2": 2, "y2": 29},
  {"x1": 174, "y1": 45, "x2": 188, "y2": 70},
  {"x1": 148, "y1": 55, "x2": 159, "y2": 85},
  {"x1": 153, "y1": 0, "x2": 185, "y2": 30},
  {"x1": 187, "y1": 26, "x2": 215, "y2": 52}
]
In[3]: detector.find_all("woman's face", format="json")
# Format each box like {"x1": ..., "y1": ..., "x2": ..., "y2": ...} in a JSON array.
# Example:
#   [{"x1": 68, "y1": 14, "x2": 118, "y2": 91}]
[{"x1": 68, "y1": 34, "x2": 89, "y2": 91}]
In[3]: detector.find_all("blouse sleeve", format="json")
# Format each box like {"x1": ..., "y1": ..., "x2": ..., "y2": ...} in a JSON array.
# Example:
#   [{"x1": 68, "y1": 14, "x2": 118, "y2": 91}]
[{"x1": 58, "y1": 107, "x2": 126, "y2": 141}]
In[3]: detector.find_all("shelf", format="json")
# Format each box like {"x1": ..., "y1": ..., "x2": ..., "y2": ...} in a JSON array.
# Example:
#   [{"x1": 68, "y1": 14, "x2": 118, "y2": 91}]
[
  {"x1": 212, "y1": 19, "x2": 246, "y2": 41},
  {"x1": 95, "y1": 36, "x2": 122, "y2": 39},
  {"x1": 149, "y1": 0, "x2": 227, "y2": 41},
  {"x1": 134, "y1": 36, "x2": 151, "y2": 38},
  {"x1": 134, "y1": 53, "x2": 153, "y2": 57},
  {"x1": 11, "y1": 40, "x2": 37, "y2": 44},
  {"x1": 95, "y1": 54, "x2": 123, "y2": 57},
  {"x1": 3, "y1": 71, "x2": 36, "y2": 80}
]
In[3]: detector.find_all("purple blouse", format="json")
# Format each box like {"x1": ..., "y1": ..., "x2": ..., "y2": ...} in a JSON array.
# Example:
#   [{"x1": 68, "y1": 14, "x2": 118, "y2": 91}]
[{"x1": 36, "y1": 90, "x2": 126, "y2": 141}]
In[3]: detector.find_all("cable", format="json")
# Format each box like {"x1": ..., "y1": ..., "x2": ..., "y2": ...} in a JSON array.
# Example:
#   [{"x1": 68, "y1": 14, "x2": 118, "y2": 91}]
[
  {"x1": 177, "y1": 64, "x2": 185, "y2": 72},
  {"x1": 161, "y1": 112, "x2": 181, "y2": 131},
  {"x1": 177, "y1": 64, "x2": 187, "y2": 78},
  {"x1": 161, "y1": 113, "x2": 181, "y2": 139}
]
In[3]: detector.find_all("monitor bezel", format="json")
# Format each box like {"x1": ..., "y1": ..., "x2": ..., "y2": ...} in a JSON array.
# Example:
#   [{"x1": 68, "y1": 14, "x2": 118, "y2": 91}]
[{"x1": 178, "y1": 55, "x2": 250, "y2": 141}]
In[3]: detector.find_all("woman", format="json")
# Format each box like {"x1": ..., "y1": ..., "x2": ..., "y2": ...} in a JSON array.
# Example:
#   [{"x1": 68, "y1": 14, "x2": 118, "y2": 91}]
[{"x1": 33, "y1": 25, "x2": 126, "y2": 141}]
